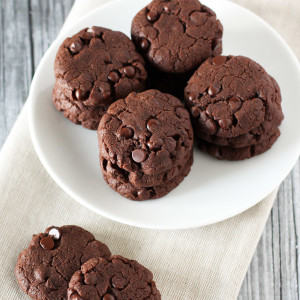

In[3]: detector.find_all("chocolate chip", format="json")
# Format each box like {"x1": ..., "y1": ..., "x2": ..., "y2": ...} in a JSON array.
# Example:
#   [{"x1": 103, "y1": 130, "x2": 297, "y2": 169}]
[
  {"x1": 123, "y1": 66, "x2": 136, "y2": 78},
  {"x1": 71, "y1": 293, "x2": 84, "y2": 300},
  {"x1": 48, "y1": 227, "x2": 61, "y2": 240},
  {"x1": 102, "y1": 91, "x2": 111, "y2": 100},
  {"x1": 132, "y1": 149, "x2": 146, "y2": 163},
  {"x1": 40, "y1": 236, "x2": 54, "y2": 250},
  {"x1": 208, "y1": 84, "x2": 220, "y2": 96},
  {"x1": 140, "y1": 38, "x2": 150, "y2": 51},
  {"x1": 188, "y1": 93, "x2": 198, "y2": 102},
  {"x1": 205, "y1": 106, "x2": 213, "y2": 118},
  {"x1": 70, "y1": 41, "x2": 83, "y2": 54},
  {"x1": 146, "y1": 118, "x2": 159, "y2": 131},
  {"x1": 108, "y1": 71, "x2": 120, "y2": 83},
  {"x1": 120, "y1": 127, "x2": 133, "y2": 138},
  {"x1": 191, "y1": 106, "x2": 200, "y2": 118},
  {"x1": 218, "y1": 118, "x2": 232, "y2": 129},
  {"x1": 147, "y1": 137, "x2": 164, "y2": 150},
  {"x1": 103, "y1": 294, "x2": 115, "y2": 300},
  {"x1": 212, "y1": 56, "x2": 226, "y2": 66},
  {"x1": 147, "y1": 11, "x2": 158, "y2": 22},
  {"x1": 75, "y1": 89, "x2": 89, "y2": 101},
  {"x1": 104, "y1": 53, "x2": 111, "y2": 64},
  {"x1": 228, "y1": 97, "x2": 241, "y2": 113}
]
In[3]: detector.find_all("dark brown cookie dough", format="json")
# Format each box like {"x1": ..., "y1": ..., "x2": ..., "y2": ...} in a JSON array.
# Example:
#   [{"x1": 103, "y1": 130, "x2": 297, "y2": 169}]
[
  {"x1": 199, "y1": 128, "x2": 280, "y2": 160},
  {"x1": 131, "y1": 0, "x2": 223, "y2": 74},
  {"x1": 185, "y1": 55, "x2": 283, "y2": 138},
  {"x1": 98, "y1": 89, "x2": 193, "y2": 200},
  {"x1": 67, "y1": 256, "x2": 161, "y2": 300},
  {"x1": 103, "y1": 153, "x2": 192, "y2": 200},
  {"x1": 197, "y1": 116, "x2": 283, "y2": 147},
  {"x1": 15, "y1": 225, "x2": 111, "y2": 300},
  {"x1": 100, "y1": 148, "x2": 191, "y2": 188},
  {"x1": 53, "y1": 26, "x2": 147, "y2": 130}
]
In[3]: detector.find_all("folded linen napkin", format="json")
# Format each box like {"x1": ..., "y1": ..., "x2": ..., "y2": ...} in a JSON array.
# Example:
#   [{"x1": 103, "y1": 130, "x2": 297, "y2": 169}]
[{"x1": 0, "y1": 0, "x2": 298, "y2": 299}]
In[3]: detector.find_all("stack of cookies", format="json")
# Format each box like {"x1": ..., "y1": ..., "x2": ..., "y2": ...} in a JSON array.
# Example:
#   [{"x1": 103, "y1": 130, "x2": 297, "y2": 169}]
[
  {"x1": 15, "y1": 225, "x2": 161, "y2": 299},
  {"x1": 98, "y1": 90, "x2": 194, "y2": 200},
  {"x1": 184, "y1": 55, "x2": 284, "y2": 160}
]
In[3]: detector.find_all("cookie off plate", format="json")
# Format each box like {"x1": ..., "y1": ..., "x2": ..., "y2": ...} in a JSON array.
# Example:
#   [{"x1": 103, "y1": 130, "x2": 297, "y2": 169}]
[{"x1": 29, "y1": 0, "x2": 300, "y2": 229}]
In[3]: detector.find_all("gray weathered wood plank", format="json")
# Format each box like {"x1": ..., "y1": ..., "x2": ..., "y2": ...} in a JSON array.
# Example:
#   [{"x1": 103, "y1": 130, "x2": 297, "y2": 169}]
[
  {"x1": 0, "y1": 0, "x2": 32, "y2": 147},
  {"x1": 30, "y1": 0, "x2": 74, "y2": 70}
]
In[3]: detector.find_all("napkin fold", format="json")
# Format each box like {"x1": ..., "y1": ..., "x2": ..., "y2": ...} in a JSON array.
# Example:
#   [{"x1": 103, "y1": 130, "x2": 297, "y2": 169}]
[{"x1": 0, "y1": 0, "x2": 297, "y2": 299}]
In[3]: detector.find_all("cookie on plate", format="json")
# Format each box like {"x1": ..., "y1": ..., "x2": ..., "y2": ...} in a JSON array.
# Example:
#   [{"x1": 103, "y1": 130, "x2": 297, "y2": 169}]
[
  {"x1": 184, "y1": 55, "x2": 284, "y2": 160},
  {"x1": 67, "y1": 255, "x2": 161, "y2": 300},
  {"x1": 15, "y1": 225, "x2": 111, "y2": 300},
  {"x1": 131, "y1": 0, "x2": 223, "y2": 98},
  {"x1": 53, "y1": 26, "x2": 148, "y2": 130},
  {"x1": 131, "y1": 0, "x2": 223, "y2": 74},
  {"x1": 98, "y1": 89, "x2": 193, "y2": 200}
]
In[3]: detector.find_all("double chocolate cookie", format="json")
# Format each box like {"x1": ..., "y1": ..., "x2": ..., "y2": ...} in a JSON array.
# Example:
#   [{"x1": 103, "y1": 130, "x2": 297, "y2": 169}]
[
  {"x1": 53, "y1": 26, "x2": 147, "y2": 130},
  {"x1": 15, "y1": 225, "x2": 111, "y2": 299},
  {"x1": 67, "y1": 256, "x2": 161, "y2": 299},
  {"x1": 185, "y1": 55, "x2": 284, "y2": 160},
  {"x1": 98, "y1": 89, "x2": 194, "y2": 200},
  {"x1": 131, "y1": 0, "x2": 223, "y2": 97}
]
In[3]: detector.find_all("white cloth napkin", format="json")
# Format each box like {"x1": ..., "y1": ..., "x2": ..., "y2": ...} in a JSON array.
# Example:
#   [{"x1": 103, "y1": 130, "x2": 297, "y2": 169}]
[{"x1": 0, "y1": 0, "x2": 298, "y2": 299}]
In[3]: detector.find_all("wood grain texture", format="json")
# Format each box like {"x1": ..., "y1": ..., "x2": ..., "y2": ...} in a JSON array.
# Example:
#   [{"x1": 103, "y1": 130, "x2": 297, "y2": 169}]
[{"x1": 0, "y1": 0, "x2": 299, "y2": 299}]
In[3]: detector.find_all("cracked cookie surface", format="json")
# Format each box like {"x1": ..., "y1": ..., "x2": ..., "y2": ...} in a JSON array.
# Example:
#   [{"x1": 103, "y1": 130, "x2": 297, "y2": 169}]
[
  {"x1": 98, "y1": 89, "x2": 193, "y2": 200},
  {"x1": 53, "y1": 26, "x2": 147, "y2": 130},
  {"x1": 67, "y1": 255, "x2": 161, "y2": 300},
  {"x1": 185, "y1": 55, "x2": 283, "y2": 139},
  {"x1": 131, "y1": 0, "x2": 223, "y2": 74},
  {"x1": 15, "y1": 225, "x2": 111, "y2": 300}
]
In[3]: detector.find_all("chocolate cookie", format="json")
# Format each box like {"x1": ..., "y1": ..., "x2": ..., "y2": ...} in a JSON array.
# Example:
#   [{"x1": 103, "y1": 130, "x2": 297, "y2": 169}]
[
  {"x1": 67, "y1": 256, "x2": 161, "y2": 300},
  {"x1": 15, "y1": 225, "x2": 111, "y2": 300},
  {"x1": 53, "y1": 26, "x2": 148, "y2": 130},
  {"x1": 98, "y1": 89, "x2": 193, "y2": 200},
  {"x1": 185, "y1": 55, "x2": 283, "y2": 139},
  {"x1": 131, "y1": 0, "x2": 223, "y2": 74},
  {"x1": 199, "y1": 129, "x2": 280, "y2": 160}
]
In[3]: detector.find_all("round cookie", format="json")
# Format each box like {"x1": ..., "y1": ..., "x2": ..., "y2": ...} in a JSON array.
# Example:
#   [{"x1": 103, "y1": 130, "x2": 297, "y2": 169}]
[
  {"x1": 67, "y1": 255, "x2": 161, "y2": 300},
  {"x1": 53, "y1": 26, "x2": 148, "y2": 130},
  {"x1": 15, "y1": 225, "x2": 111, "y2": 300},
  {"x1": 185, "y1": 55, "x2": 283, "y2": 138},
  {"x1": 98, "y1": 89, "x2": 194, "y2": 200},
  {"x1": 131, "y1": 0, "x2": 223, "y2": 74},
  {"x1": 199, "y1": 129, "x2": 280, "y2": 160}
]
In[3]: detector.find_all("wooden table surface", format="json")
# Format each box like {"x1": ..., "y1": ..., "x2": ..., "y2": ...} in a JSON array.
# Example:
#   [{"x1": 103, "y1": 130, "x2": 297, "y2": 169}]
[{"x1": 0, "y1": 1, "x2": 299, "y2": 299}]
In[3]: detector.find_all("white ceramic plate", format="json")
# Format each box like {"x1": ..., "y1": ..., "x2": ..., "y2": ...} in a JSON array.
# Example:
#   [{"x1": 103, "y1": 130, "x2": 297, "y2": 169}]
[{"x1": 29, "y1": 0, "x2": 300, "y2": 229}]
